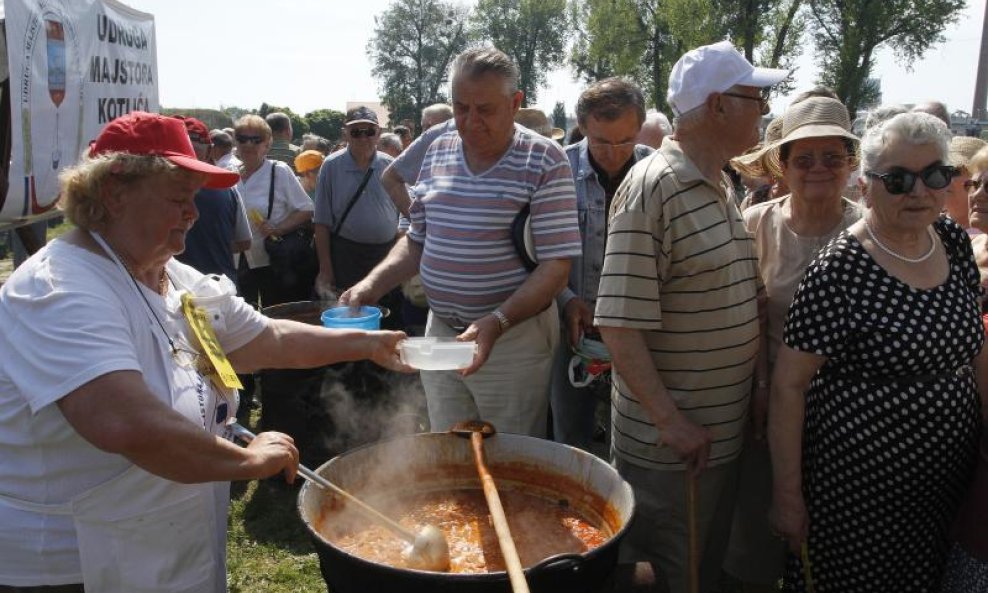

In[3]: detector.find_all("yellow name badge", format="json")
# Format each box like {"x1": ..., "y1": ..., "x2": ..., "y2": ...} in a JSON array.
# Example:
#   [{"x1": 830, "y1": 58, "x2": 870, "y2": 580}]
[{"x1": 181, "y1": 293, "x2": 243, "y2": 391}]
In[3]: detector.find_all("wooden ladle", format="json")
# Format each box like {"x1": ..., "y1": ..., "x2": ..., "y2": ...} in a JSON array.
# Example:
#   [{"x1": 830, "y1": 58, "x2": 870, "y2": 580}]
[{"x1": 450, "y1": 420, "x2": 530, "y2": 593}]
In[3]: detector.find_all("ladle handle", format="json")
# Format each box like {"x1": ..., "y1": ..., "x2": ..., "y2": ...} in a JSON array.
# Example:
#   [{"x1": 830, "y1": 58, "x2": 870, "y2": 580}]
[
  {"x1": 229, "y1": 424, "x2": 417, "y2": 544},
  {"x1": 471, "y1": 432, "x2": 530, "y2": 593}
]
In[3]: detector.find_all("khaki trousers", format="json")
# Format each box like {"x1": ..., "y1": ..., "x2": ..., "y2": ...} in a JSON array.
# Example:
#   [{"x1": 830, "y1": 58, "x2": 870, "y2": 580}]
[
  {"x1": 421, "y1": 304, "x2": 558, "y2": 437},
  {"x1": 615, "y1": 455, "x2": 741, "y2": 593}
]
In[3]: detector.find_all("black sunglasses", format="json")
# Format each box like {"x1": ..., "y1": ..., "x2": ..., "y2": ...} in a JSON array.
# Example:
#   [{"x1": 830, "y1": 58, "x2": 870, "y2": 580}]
[
  {"x1": 349, "y1": 128, "x2": 378, "y2": 138},
  {"x1": 864, "y1": 163, "x2": 957, "y2": 195},
  {"x1": 235, "y1": 134, "x2": 264, "y2": 145}
]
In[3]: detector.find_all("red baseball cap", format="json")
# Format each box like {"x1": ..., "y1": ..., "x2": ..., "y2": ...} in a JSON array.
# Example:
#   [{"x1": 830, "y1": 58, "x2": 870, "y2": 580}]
[
  {"x1": 173, "y1": 115, "x2": 212, "y2": 146},
  {"x1": 89, "y1": 111, "x2": 239, "y2": 189}
]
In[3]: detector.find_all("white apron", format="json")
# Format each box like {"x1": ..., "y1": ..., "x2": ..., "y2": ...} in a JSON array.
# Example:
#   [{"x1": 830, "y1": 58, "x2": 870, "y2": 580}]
[{"x1": 0, "y1": 235, "x2": 240, "y2": 592}]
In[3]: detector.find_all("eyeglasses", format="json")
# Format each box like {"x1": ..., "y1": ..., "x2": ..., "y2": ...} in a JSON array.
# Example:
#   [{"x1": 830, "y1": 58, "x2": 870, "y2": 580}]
[
  {"x1": 864, "y1": 163, "x2": 957, "y2": 195},
  {"x1": 789, "y1": 153, "x2": 853, "y2": 170},
  {"x1": 235, "y1": 135, "x2": 264, "y2": 145},
  {"x1": 721, "y1": 91, "x2": 771, "y2": 115},
  {"x1": 349, "y1": 127, "x2": 378, "y2": 138},
  {"x1": 587, "y1": 141, "x2": 636, "y2": 155}
]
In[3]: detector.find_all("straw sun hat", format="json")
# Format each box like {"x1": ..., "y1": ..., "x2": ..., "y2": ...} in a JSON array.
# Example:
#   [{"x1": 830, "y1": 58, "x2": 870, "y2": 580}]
[
  {"x1": 731, "y1": 96, "x2": 859, "y2": 179},
  {"x1": 947, "y1": 136, "x2": 988, "y2": 171}
]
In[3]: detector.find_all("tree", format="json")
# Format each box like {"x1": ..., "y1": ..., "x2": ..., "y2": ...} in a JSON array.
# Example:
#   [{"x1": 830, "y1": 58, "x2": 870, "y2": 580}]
[
  {"x1": 809, "y1": 0, "x2": 964, "y2": 116},
  {"x1": 568, "y1": 0, "x2": 618, "y2": 83},
  {"x1": 304, "y1": 109, "x2": 346, "y2": 142},
  {"x1": 552, "y1": 101, "x2": 567, "y2": 131},
  {"x1": 570, "y1": 0, "x2": 805, "y2": 111},
  {"x1": 715, "y1": 0, "x2": 806, "y2": 95},
  {"x1": 258, "y1": 104, "x2": 309, "y2": 140},
  {"x1": 219, "y1": 105, "x2": 251, "y2": 125},
  {"x1": 471, "y1": 0, "x2": 570, "y2": 105},
  {"x1": 569, "y1": 0, "x2": 678, "y2": 112},
  {"x1": 367, "y1": 0, "x2": 470, "y2": 134}
]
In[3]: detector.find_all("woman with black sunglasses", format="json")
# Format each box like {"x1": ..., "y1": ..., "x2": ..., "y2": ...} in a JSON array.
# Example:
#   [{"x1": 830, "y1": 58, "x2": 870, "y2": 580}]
[
  {"x1": 769, "y1": 111, "x2": 985, "y2": 592},
  {"x1": 233, "y1": 115, "x2": 315, "y2": 308}
]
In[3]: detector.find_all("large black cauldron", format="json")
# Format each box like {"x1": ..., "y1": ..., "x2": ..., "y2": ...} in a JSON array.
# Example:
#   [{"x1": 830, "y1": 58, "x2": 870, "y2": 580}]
[{"x1": 297, "y1": 432, "x2": 635, "y2": 593}]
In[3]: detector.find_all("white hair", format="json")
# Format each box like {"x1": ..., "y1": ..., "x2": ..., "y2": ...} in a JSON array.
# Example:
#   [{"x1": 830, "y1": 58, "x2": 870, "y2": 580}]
[
  {"x1": 646, "y1": 110, "x2": 673, "y2": 135},
  {"x1": 859, "y1": 111, "x2": 951, "y2": 175}
]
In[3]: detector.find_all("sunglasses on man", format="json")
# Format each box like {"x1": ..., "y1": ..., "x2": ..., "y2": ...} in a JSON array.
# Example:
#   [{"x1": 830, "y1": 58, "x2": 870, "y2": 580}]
[
  {"x1": 235, "y1": 135, "x2": 264, "y2": 145},
  {"x1": 864, "y1": 163, "x2": 957, "y2": 195},
  {"x1": 349, "y1": 127, "x2": 378, "y2": 138}
]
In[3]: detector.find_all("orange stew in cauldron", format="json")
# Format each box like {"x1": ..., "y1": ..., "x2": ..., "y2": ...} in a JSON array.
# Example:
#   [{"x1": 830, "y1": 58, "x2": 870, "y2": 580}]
[{"x1": 319, "y1": 488, "x2": 607, "y2": 573}]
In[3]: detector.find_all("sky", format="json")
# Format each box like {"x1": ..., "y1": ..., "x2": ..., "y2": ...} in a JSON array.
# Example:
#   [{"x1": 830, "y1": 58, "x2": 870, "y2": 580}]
[{"x1": 123, "y1": 0, "x2": 988, "y2": 121}]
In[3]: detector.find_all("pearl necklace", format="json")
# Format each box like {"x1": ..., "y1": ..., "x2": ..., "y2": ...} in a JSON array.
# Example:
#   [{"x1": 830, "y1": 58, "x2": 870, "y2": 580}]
[{"x1": 864, "y1": 222, "x2": 937, "y2": 264}]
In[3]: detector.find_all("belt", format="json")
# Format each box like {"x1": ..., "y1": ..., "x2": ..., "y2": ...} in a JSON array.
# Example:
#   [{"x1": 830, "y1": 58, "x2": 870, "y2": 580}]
[
  {"x1": 823, "y1": 364, "x2": 973, "y2": 385},
  {"x1": 434, "y1": 315, "x2": 469, "y2": 332},
  {"x1": 434, "y1": 303, "x2": 554, "y2": 333}
]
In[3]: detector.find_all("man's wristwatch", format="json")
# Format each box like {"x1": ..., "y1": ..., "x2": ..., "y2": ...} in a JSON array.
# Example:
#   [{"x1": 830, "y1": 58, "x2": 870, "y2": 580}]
[{"x1": 491, "y1": 309, "x2": 511, "y2": 333}]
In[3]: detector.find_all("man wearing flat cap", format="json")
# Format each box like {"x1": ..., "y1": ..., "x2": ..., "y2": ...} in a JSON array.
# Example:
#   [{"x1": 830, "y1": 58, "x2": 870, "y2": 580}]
[
  {"x1": 593, "y1": 40, "x2": 788, "y2": 593},
  {"x1": 313, "y1": 106, "x2": 400, "y2": 316}
]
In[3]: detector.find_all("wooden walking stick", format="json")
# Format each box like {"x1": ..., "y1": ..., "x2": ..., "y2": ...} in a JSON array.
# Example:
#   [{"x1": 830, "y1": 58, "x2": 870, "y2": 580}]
[{"x1": 687, "y1": 472, "x2": 699, "y2": 593}]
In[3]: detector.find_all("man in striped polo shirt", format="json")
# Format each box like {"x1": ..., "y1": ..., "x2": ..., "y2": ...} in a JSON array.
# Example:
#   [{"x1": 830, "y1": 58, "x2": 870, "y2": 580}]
[
  {"x1": 342, "y1": 47, "x2": 581, "y2": 437},
  {"x1": 594, "y1": 41, "x2": 788, "y2": 593}
]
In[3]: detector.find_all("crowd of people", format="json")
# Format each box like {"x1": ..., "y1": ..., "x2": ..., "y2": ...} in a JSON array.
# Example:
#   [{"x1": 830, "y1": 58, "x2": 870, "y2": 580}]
[{"x1": 0, "y1": 38, "x2": 986, "y2": 593}]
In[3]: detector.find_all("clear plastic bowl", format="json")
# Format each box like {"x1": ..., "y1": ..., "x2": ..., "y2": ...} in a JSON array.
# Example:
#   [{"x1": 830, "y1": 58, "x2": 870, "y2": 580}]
[{"x1": 399, "y1": 337, "x2": 477, "y2": 370}]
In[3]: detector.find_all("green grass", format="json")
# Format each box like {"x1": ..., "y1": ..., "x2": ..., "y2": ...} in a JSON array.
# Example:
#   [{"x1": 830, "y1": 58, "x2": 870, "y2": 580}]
[
  {"x1": 226, "y1": 413, "x2": 328, "y2": 592},
  {"x1": 227, "y1": 479, "x2": 327, "y2": 592}
]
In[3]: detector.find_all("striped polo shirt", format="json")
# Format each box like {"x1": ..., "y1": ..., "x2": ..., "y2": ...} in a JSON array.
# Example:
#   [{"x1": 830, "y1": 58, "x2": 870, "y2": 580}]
[
  {"x1": 408, "y1": 124, "x2": 581, "y2": 324},
  {"x1": 594, "y1": 138, "x2": 760, "y2": 471}
]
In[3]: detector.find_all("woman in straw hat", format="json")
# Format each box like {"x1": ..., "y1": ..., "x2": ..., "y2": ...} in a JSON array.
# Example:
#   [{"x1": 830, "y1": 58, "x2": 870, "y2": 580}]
[
  {"x1": 724, "y1": 96, "x2": 862, "y2": 591},
  {"x1": 770, "y1": 111, "x2": 983, "y2": 592},
  {"x1": 0, "y1": 112, "x2": 409, "y2": 593}
]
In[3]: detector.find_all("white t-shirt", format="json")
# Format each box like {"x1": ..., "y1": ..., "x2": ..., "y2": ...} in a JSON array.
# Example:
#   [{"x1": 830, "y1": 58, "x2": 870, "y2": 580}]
[
  {"x1": 237, "y1": 159, "x2": 314, "y2": 269},
  {"x1": 0, "y1": 239, "x2": 267, "y2": 585}
]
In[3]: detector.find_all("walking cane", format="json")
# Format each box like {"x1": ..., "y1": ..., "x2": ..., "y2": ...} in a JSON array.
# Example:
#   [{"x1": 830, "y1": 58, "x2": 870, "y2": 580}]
[{"x1": 687, "y1": 473, "x2": 699, "y2": 593}]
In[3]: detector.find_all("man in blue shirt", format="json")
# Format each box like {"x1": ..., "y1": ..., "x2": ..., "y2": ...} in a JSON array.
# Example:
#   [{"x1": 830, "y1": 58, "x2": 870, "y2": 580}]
[
  {"x1": 173, "y1": 116, "x2": 252, "y2": 281},
  {"x1": 551, "y1": 78, "x2": 654, "y2": 451},
  {"x1": 313, "y1": 107, "x2": 398, "y2": 305}
]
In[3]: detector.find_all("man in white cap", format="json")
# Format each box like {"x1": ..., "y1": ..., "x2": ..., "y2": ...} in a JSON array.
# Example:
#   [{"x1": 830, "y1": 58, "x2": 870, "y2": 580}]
[{"x1": 593, "y1": 40, "x2": 787, "y2": 593}]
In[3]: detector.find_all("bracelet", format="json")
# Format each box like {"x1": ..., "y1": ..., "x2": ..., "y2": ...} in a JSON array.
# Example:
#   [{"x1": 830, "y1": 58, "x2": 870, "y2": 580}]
[{"x1": 491, "y1": 309, "x2": 511, "y2": 333}]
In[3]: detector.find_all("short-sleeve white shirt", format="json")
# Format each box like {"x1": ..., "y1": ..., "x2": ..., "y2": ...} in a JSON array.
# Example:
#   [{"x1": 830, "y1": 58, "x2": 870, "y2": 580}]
[
  {"x1": 0, "y1": 239, "x2": 267, "y2": 584},
  {"x1": 236, "y1": 159, "x2": 314, "y2": 268}
]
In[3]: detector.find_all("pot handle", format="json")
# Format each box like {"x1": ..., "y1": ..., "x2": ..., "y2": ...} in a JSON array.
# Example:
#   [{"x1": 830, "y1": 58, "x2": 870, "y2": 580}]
[{"x1": 526, "y1": 553, "x2": 586, "y2": 577}]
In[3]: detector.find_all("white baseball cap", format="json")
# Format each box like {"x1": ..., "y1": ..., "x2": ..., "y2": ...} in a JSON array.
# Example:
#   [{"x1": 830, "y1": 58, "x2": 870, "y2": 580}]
[{"x1": 667, "y1": 40, "x2": 789, "y2": 116}]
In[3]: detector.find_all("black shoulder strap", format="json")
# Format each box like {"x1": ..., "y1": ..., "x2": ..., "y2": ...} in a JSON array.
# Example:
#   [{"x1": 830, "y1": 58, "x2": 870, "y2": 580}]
[
  {"x1": 333, "y1": 166, "x2": 375, "y2": 235},
  {"x1": 266, "y1": 161, "x2": 277, "y2": 219}
]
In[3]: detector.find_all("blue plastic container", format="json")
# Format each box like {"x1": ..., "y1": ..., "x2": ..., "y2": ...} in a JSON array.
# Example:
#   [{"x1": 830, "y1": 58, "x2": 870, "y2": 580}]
[{"x1": 320, "y1": 306, "x2": 382, "y2": 330}]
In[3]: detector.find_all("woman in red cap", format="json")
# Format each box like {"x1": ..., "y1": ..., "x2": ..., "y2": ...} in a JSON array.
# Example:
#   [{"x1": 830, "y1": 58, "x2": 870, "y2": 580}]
[{"x1": 0, "y1": 112, "x2": 409, "y2": 593}]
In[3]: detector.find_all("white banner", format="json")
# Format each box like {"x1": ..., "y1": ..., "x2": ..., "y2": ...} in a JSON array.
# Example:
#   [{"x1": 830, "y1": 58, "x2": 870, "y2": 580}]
[{"x1": 2, "y1": 0, "x2": 158, "y2": 225}]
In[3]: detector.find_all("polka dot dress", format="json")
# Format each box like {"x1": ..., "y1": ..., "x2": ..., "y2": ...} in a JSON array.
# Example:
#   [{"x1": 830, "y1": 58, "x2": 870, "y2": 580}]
[{"x1": 782, "y1": 218, "x2": 982, "y2": 593}]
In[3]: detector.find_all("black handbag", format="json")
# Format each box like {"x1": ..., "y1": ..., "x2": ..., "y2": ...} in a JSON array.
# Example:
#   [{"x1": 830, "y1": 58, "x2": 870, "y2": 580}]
[{"x1": 262, "y1": 163, "x2": 317, "y2": 285}]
